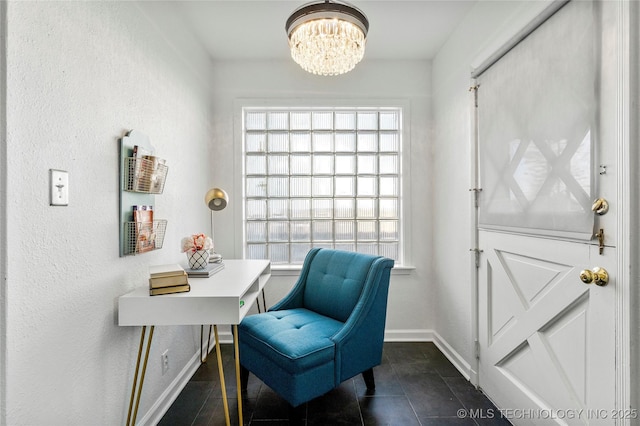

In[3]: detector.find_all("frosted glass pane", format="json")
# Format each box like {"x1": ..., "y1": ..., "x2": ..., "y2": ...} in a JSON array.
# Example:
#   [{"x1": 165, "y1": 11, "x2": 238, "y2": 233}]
[
  {"x1": 358, "y1": 133, "x2": 377, "y2": 152},
  {"x1": 312, "y1": 177, "x2": 333, "y2": 197},
  {"x1": 357, "y1": 243, "x2": 377, "y2": 255},
  {"x1": 268, "y1": 199, "x2": 288, "y2": 219},
  {"x1": 379, "y1": 134, "x2": 399, "y2": 152},
  {"x1": 313, "y1": 133, "x2": 332, "y2": 151},
  {"x1": 245, "y1": 133, "x2": 266, "y2": 152},
  {"x1": 291, "y1": 112, "x2": 311, "y2": 130},
  {"x1": 357, "y1": 221, "x2": 376, "y2": 240},
  {"x1": 290, "y1": 177, "x2": 311, "y2": 197},
  {"x1": 380, "y1": 220, "x2": 398, "y2": 240},
  {"x1": 357, "y1": 199, "x2": 376, "y2": 219},
  {"x1": 268, "y1": 133, "x2": 289, "y2": 152},
  {"x1": 291, "y1": 244, "x2": 311, "y2": 263},
  {"x1": 313, "y1": 112, "x2": 333, "y2": 130},
  {"x1": 314, "y1": 243, "x2": 334, "y2": 250},
  {"x1": 358, "y1": 155, "x2": 377, "y2": 174},
  {"x1": 334, "y1": 199, "x2": 355, "y2": 218},
  {"x1": 379, "y1": 199, "x2": 398, "y2": 219},
  {"x1": 245, "y1": 112, "x2": 266, "y2": 130},
  {"x1": 312, "y1": 221, "x2": 332, "y2": 241},
  {"x1": 269, "y1": 244, "x2": 289, "y2": 264},
  {"x1": 335, "y1": 133, "x2": 356, "y2": 152},
  {"x1": 268, "y1": 155, "x2": 289, "y2": 175},
  {"x1": 291, "y1": 222, "x2": 311, "y2": 241},
  {"x1": 335, "y1": 112, "x2": 356, "y2": 130},
  {"x1": 357, "y1": 177, "x2": 376, "y2": 196},
  {"x1": 477, "y1": 0, "x2": 595, "y2": 238},
  {"x1": 268, "y1": 221, "x2": 289, "y2": 241},
  {"x1": 313, "y1": 155, "x2": 333, "y2": 174},
  {"x1": 379, "y1": 154, "x2": 398, "y2": 174},
  {"x1": 379, "y1": 177, "x2": 398, "y2": 196},
  {"x1": 245, "y1": 155, "x2": 266, "y2": 175},
  {"x1": 313, "y1": 199, "x2": 333, "y2": 219},
  {"x1": 246, "y1": 200, "x2": 266, "y2": 220},
  {"x1": 335, "y1": 155, "x2": 355, "y2": 174},
  {"x1": 335, "y1": 243, "x2": 355, "y2": 252},
  {"x1": 268, "y1": 112, "x2": 288, "y2": 130},
  {"x1": 291, "y1": 155, "x2": 311, "y2": 175},
  {"x1": 379, "y1": 112, "x2": 399, "y2": 130},
  {"x1": 335, "y1": 221, "x2": 355, "y2": 241},
  {"x1": 291, "y1": 132, "x2": 311, "y2": 152},
  {"x1": 246, "y1": 222, "x2": 266, "y2": 242},
  {"x1": 247, "y1": 244, "x2": 267, "y2": 259},
  {"x1": 379, "y1": 242, "x2": 398, "y2": 259},
  {"x1": 335, "y1": 177, "x2": 355, "y2": 197},
  {"x1": 291, "y1": 199, "x2": 311, "y2": 219},
  {"x1": 267, "y1": 177, "x2": 288, "y2": 197},
  {"x1": 358, "y1": 112, "x2": 378, "y2": 130},
  {"x1": 246, "y1": 178, "x2": 267, "y2": 197}
]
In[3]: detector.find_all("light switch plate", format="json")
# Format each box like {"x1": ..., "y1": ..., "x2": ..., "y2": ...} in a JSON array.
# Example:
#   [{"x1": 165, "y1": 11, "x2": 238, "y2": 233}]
[{"x1": 50, "y1": 169, "x2": 69, "y2": 206}]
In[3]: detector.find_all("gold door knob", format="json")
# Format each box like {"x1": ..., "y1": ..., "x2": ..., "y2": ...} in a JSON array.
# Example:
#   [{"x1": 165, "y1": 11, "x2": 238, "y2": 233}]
[
  {"x1": 591, "y1": 198, "x2": 609, "y2": 215},
  {"x1": 579, "y1": 267, "x2": 609, "y2": 286}
]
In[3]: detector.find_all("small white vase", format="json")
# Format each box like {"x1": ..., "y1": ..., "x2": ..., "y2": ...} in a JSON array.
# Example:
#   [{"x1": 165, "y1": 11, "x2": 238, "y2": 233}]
[{"x1": 187, "y1": 250, "x2": 209, "y2": 270}]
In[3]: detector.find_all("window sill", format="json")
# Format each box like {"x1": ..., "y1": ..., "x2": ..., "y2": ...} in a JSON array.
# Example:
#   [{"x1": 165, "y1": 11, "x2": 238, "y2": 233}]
[{"x1": 271, "y1": 264, "x2": 415, "y2": 276}]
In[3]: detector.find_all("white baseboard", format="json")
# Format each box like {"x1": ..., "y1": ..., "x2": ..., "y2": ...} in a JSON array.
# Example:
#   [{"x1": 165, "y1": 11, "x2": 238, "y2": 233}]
[
  {"x1": 138, "y1": 329, "x2": 476, "y2": 424},
  {"x1": 385, "y1": 329, "x2": 474, "y2": 381}
]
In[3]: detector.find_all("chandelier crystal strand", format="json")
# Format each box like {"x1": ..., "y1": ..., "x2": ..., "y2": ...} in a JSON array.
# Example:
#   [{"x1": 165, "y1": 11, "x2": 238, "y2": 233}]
[
  {"x1": 286, "y1": 1, "x2": 369, "y2": 76},
  {"x1": 289, "y1": 18, "x2": 366, "y2": 76}
]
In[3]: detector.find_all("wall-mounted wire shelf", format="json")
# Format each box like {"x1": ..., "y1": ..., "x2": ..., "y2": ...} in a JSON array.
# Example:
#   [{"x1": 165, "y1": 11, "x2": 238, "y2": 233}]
[
  {"x1": 124, "y1": 157, "x2": 168, "y2": 194},
  {"x1": 123, "y1": 219, "x2": 168, "y2": 255}
]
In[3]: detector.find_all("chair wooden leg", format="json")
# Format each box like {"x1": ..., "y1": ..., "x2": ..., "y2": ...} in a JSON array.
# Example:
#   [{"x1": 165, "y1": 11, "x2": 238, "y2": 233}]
[
  {"x1": 362, "y1": 368, "x2": 375, "y2": 390},
  {"x1": 240, "y1": 364, "x2": 249, "y2": 391}
]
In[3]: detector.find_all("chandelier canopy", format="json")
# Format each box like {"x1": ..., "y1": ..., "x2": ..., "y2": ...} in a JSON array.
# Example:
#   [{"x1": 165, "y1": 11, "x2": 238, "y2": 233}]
[{"x1": 285, "y1": 0, "x2": 369, "y2": 76}]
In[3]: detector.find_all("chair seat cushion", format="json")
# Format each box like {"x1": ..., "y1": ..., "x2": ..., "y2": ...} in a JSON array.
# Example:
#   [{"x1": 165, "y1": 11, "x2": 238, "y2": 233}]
[{"x1": 239, "y1": 308, "x2": 343, "y2": 374}]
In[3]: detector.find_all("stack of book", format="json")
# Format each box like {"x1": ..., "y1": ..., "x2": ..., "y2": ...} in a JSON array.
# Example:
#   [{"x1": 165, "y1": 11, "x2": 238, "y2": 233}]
[{"x1": 149, "y1": 264, "x2": 190, "y2": 296}]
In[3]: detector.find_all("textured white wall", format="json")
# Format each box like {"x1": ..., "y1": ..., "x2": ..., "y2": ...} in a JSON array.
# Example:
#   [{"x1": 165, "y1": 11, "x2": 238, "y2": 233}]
[
  {"x1": 431, "y1": 0, "x2": 557, "y2": 372},
  {"x1": 208, "y1": 59, "x2": 436, "y2": 340},
  {"x1": 4, "y1": 2, "x2": 212, "y2": 424}
]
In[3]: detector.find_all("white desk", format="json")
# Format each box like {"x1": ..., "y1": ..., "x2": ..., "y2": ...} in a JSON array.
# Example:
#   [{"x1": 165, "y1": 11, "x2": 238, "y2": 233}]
[{"x1": 119, "y1": 259, "x2": 271, "y2": 426}]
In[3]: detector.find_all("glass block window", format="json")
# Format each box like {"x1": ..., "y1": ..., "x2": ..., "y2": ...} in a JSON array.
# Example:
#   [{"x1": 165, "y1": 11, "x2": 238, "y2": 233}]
[{"x1": 243, "y1": 108, "x2": 402, "y2": 265}]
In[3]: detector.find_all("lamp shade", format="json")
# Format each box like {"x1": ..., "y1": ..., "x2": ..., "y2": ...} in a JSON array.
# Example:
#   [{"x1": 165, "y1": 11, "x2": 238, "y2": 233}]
[{"x1": 205, "y1": 188, "x2": 228, "y2": 211}]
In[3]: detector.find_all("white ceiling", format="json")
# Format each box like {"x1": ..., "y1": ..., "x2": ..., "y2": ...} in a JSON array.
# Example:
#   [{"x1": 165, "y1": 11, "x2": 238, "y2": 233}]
[{"x1": 171, "y1": 0, "x2": 477, "y2": 60}]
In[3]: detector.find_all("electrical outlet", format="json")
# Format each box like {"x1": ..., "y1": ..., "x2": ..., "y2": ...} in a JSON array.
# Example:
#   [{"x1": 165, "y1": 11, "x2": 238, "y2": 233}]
[{"x1": 161, "y1": 350, "x2": 169, "y2": 375}]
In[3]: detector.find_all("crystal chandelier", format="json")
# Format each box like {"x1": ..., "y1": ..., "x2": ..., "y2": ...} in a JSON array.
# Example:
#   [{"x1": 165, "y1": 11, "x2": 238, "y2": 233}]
[{"x1": 285, "y1": 0, "x2": 369, "y2": 76}]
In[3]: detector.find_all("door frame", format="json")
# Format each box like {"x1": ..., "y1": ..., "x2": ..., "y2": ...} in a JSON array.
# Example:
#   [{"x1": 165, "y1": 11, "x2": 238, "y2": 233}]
[{"x1": 468, "y1": 0, "x2": 635, "y2": 417}]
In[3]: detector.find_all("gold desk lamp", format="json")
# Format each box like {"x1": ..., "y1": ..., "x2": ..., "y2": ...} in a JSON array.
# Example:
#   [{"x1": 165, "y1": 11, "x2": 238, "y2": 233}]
[{"x1": 204, "y1": 187, "x2": 228, "y2": 263}]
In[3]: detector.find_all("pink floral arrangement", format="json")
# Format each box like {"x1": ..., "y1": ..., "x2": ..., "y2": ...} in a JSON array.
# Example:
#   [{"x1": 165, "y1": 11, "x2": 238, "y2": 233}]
[{"x1": 181, "y1": 233, "x2": 213, "y2": 253}]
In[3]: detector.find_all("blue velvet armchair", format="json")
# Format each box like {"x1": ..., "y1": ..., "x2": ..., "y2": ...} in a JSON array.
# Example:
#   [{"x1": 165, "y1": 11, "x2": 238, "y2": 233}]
[{"x1": 238, "y1": 248, "x2": 394, "y2": 407}]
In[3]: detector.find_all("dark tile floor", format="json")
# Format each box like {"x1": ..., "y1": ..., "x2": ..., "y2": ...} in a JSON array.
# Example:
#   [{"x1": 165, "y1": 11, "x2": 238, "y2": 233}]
[{"x1": 159, "y1": 342, "x2": 511, "y2": 426}]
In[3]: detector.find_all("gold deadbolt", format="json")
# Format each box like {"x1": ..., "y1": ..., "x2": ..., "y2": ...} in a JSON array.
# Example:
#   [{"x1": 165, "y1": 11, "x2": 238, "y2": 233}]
[
  {"x1": 591, "y1": 198, "x2": 609, "y2": 215},
  {"x1": 579, "y1": 267, "x2": 609, "y2": 286}
]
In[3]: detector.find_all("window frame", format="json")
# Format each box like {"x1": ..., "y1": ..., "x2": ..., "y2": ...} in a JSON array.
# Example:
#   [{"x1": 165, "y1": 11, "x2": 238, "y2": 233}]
[{"x1": 233, "y1": 99, "x2": 413, "y2": 271}]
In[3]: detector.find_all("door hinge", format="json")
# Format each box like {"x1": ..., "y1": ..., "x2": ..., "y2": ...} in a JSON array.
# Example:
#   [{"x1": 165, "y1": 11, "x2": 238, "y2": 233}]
[
  {"x1": 469, "y1": 84, "x2": 480, "y2": 107},
  {"x1": 474, "y1": 340, "x2": 480, "y2": 360},
  {"x1": 469, "y1": 188, "x2": 482, "y2": 207},
  {"x1": 470, "y1": 248, "x2": 483, "y2": 268}
]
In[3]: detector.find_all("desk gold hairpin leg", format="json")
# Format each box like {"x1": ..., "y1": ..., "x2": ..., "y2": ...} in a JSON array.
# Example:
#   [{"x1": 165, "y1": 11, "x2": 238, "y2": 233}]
[
  {"x1": 213, "y1": 325, "x2": 231, "y2": 426},
  {"x1": 200, "y1": 325, "x2": 213, "y2": 363},
  {"x1": 234, "y1": 324, "x2": 243, "y2": 426},
  {"x1": 126, "y1": 325, "x2": 154, "y2": 426}
]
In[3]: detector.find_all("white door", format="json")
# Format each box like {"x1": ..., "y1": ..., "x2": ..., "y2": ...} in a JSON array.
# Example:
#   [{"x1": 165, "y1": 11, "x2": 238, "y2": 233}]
[{"x1": 475, "y1": 1, "x2": 622, "y2": 424}]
